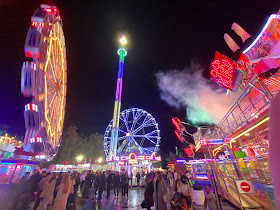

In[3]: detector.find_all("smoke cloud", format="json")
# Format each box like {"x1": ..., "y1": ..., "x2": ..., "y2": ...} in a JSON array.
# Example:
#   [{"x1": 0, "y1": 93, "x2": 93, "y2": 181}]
[{"x1": 156, "y1": 62, "x2": 240, "y2": 125}]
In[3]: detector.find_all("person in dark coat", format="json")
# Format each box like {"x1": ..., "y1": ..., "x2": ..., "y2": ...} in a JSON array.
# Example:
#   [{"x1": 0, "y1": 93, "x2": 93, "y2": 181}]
[
  {"x1": 141, "y1": 173, "x2": 154, "y2": 210},
  {"x1": 19, "y1": 172, "x2": 30, "y2": 183},
  {"x1": 17, "y1": 168, "x2": 41, "y2": 210},
  {"x1": 54, "y1": 172, "x2": 63, "y2": 200},
  {"x1": 68, "y1": 173, "x2": 80, "y2": 206},
  {"x1": 136, "y1": 171, "x2": 141, "y2": 187},
  {"x1": 94, "y1": 171, "x2": 100, "y2": 195},
  {"x1": 106, "y1": 171, "x2": 113, "y2": 198},
  {"x1": 113, "y1": 171, "x2": 120, "y2": 197},
  {"x1": 82, "y1": 171, "x2": 93, "y2": 199},
  {"x1": 121, "y1": 172, "x2": 129, "y2": 196},
  {"x1": 98, "y1": 172, "x2": 106, "y2": 200}
]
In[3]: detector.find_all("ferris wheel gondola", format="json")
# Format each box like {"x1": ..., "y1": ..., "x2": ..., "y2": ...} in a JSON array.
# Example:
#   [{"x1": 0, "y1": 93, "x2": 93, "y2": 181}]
[{"x1": 21, "y1": 4, "x2": 66, "y2": 159}]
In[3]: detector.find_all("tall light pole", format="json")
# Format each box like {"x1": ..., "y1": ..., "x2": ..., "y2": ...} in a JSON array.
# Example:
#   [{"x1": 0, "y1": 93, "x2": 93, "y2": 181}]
[{"x1": 109, "y1": 35, "x2": 128, "y2": 159}]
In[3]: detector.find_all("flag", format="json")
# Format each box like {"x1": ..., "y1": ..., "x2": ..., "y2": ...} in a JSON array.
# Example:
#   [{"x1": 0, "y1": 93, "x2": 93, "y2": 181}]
[
  {"x1": 224, "y1": 33, "x2": 240, "y2": 52},
  {"x1": 231, "y1": 23, "x2": 251, "y2": 42}
]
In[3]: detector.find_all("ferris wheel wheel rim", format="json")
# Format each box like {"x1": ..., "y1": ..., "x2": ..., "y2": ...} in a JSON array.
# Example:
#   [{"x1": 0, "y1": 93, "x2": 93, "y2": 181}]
[
  {"x1": 103, "y1": 108, "x2": 160, "y2": 157},
  {"x1": 41, "y1": 21, "x2": 66, "y2": 149}
]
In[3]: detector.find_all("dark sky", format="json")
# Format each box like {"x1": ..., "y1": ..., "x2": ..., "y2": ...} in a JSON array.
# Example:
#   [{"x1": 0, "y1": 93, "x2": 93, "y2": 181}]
[{"x1": 0, "y1": 0, "x2": 279, "y2": 154}]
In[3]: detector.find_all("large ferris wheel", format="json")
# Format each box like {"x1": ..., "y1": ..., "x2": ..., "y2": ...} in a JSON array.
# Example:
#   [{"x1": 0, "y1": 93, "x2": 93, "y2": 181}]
[
  {"x1": 21, "y1": 4, "x2": 66, "y2": 158},
  {"x1": 104, "y1": 108, "x2": 161, "y2": 157}
]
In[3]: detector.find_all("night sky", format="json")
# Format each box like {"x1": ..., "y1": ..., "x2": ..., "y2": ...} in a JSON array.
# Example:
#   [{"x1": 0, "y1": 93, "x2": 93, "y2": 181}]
[{"x1": 0, "y1": 0, "x2": 279, "y2": 154}]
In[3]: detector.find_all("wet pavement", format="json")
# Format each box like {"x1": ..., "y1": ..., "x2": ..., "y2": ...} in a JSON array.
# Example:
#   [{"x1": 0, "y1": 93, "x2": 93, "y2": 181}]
[
  {"x1": 68, "y1": 186, "x2": 238, "y2": 210},
  {"x1": 74, "y1": 186, "x2": 149, "y2": 210}
]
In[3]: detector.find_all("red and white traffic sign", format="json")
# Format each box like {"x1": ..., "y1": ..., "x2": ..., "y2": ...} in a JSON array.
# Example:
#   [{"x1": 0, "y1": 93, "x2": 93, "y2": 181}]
[
  {"x1": 240, "y1": 182, "x2": 250, "y2": 192},
  {"x1": 236, "y1": 180, "x2": 254, "y2": 193}
]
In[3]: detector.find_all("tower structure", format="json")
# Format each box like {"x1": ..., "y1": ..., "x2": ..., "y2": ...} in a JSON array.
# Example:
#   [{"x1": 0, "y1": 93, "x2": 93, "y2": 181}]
[{"x1": 109, "y1": 35, "x2": 128, "y2": 159}]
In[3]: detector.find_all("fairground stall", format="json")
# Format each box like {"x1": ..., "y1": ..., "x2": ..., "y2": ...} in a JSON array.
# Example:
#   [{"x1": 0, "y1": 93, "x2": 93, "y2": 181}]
[
  {"x1": 188, "y1": 159, "x2": 212, "y2": 185},
  {"x1": 0, "y1": 159, "x2": 40, "y2": 184},
  {"x1": 48, "y1": 163, "x2": 91, "y2": 173},
  {"x1": 106, "y1": 151, "x2": 161, "y2": 174},
  {"x1": 193, "y1": 12, "x2": 280, "y2": 209},
  {"x1": 0, "y1": 133, "x2": 23, "y2": 159}
]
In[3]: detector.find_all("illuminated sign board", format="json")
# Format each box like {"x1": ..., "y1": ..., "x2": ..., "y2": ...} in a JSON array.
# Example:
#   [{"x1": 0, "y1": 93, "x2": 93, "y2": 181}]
[
  {"x1": 184, "y1": 147, "x2": 194, "y2": 157},
  {"x1": 128, "y1": 159, "x2": 138, "y2": 165},
  {"x1": 210, "y1": 51, "x2": 238, "y2": 91}
]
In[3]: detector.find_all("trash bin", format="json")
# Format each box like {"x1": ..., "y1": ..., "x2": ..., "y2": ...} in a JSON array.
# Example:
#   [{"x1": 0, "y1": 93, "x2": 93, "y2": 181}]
[{"x1": 192, "y1": 185, "x2": 205, "y2": 206}]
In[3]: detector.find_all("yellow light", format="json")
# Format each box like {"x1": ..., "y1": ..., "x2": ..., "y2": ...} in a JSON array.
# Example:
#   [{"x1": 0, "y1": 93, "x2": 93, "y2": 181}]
[
  {"x1": 195, "y1": 141, "x2": 202, "y2": 152},
  {"x1": 230, "y1": 117, "x2": 269, "y2": 142},
  {"x1": 213, "y1": 145, "x2": 223, "y2": 157},
  {"x1": 97, "y1": 158, "x2": 103, "y2": 163},
  {"x1": 120, "y1": 35, "x2": 127, "y2": 45},
  {"x1": 228, "y1": 117, "x2": 270, "y2": 149},
  {"x1": 76, "y1": 156, "x2": 83, "y2": 161}
]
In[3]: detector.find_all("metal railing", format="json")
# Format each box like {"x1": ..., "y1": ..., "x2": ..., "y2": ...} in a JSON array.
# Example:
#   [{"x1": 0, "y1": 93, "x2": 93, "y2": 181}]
[{"x1": 194, "y1": 73, "x2": 280, "y2": 141}]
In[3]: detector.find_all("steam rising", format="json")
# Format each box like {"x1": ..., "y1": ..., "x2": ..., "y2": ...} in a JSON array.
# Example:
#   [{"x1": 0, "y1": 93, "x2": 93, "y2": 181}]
[{"x1": 156, "y1": 62, "x2": 239, "y2": 125}]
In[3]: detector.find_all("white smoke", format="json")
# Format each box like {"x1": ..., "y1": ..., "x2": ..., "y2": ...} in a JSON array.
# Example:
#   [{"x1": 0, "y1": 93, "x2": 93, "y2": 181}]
[{"x1": 156, "y1": 62, "x2": 240, "y2": 125}]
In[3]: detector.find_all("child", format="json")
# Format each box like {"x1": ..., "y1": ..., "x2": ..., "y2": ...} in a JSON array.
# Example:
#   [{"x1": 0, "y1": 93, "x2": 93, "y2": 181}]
[
  {"x1": 204, "y1": 185, "x2": 218, "y2": 210},
  {"x1": 170, "y1": 192, "x2": 187, "y2": 210}
]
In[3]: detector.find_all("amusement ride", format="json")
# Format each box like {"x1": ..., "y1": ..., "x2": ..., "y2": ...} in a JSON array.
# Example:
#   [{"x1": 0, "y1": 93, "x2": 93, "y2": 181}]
[
  {"x1": 104, "y1": 36, "x2": 161, "y2": 171},
  {"x1": 21, "y1": 4, "x2": 67, "y2": 159}
]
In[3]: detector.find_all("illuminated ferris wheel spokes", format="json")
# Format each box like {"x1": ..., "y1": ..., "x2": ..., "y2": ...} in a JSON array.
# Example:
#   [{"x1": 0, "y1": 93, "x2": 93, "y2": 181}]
[
  {"x1": 44, "y1": 21, "x2": 66, "y2": 148},
  {"x1": 103, "y1": 108, "x2": 160, "y2": 157}
]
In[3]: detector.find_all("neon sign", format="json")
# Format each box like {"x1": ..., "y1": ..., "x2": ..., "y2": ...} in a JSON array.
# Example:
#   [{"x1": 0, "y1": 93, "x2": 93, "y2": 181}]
[
  {"x1": 210, "y1": 59, "x2": 235, "y2": 90},
  {"x1": 196, "y1": 174, "x2": 209, "y2": 180},
  {"x1": 184, "y1": 147, "x2": 194, "y2": 157}
]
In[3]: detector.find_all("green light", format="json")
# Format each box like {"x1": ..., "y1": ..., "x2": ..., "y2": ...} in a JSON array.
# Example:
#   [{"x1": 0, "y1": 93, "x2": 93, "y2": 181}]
[{"x1": 118, "y1": 48, "x2": 127, "y2": 61}]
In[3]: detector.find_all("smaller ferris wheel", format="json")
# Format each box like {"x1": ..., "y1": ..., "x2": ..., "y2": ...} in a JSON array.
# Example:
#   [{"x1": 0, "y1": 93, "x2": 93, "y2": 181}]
[
  {"x1": 104, "y1": 108, "x2": 160, "y2": 157},
  {"x1": 21, "y1": 4, "x2": 67, "y2": 158}
]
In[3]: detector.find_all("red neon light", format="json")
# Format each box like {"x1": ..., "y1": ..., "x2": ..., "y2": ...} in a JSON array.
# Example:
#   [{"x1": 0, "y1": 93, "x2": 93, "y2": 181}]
[
  {"x1": 175, "y1": 130, "x2": 183, "y2": 142},
  {"x1": 210, "y1": 58, "x2": 235, "y2": 90},
  {"x1": 184, "y1": 147, "x2": 194, "y2": 157},
  {"x1": 57, "y1": 16, "x2": 61, "y2": 19},
  {"x1": 25, "y1": 51, "x2": 32, "y2": 58},
  {"x1": 46, "y1": 8, "x2": 52, "y2": 13},
  {"x1": 32, "y1": 21, "x2": 37, "y2": 27},
  {"x1": 54, "y1": 8, "x2": 58, "y2": 12},
  {"x1": 34, "y1": 52, "x2": 40, "y2": 59},
  {"x1": 39, "y1": 22, "x2": 45, "y2": 27},
  {"x1": 172, "y1": 117, "x2": 182, "y2": 132}
]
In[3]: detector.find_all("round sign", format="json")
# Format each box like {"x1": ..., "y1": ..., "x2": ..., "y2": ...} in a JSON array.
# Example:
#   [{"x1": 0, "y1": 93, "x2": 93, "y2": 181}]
[{"x1": 240, "y1": 182, "x2": 250, "y2": 192}]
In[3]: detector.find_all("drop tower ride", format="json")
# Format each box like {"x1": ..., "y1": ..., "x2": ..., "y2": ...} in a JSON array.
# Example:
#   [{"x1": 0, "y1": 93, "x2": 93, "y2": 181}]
[{"x1": 109, "y1": 35, "x2": 128, "y2": 159}]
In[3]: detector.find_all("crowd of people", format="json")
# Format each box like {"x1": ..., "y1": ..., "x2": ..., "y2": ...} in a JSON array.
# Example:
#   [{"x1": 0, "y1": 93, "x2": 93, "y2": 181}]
[
  {"x1": 14, "y1": 168, "x2": 217, "y2": 210},
  {"x1": 141, "y1": 170, "x2": 194, "y2": 210},
  {"x1": 141, "y1": 170, "x2": 218, "y2": 210},
  {"x1": 15, "y1": 169, "x2": 135, "y2": 210}
]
